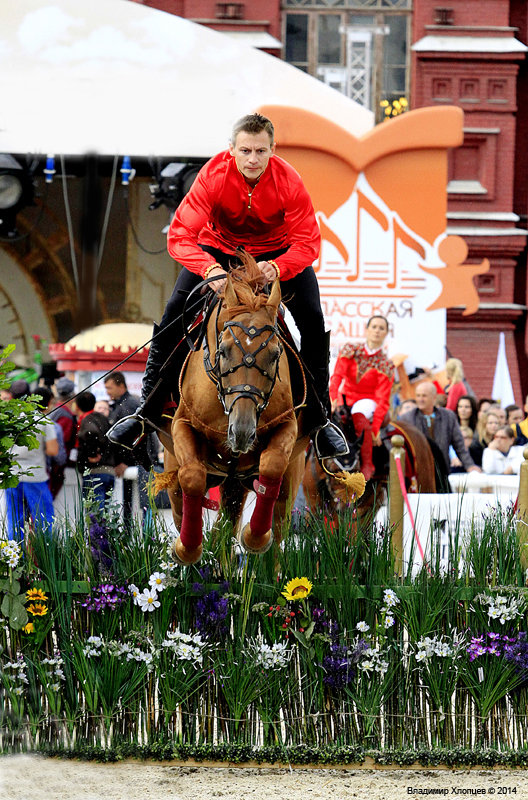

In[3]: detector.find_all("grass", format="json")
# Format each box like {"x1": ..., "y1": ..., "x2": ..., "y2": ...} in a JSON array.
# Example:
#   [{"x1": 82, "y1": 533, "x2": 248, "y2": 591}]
[{"x1": 1, "y1": 495, "x2": 528, "y2": 754}]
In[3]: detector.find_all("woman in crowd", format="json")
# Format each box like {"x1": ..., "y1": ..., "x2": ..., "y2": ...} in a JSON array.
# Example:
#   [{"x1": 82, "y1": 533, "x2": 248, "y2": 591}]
[
  {"x1": 450, "y1": 425, "x2": 475, "y2": 473},
  {"x1": 455, "y1": 395, "x2": 478, "y2": 433},
  {"x1": 444, "y1": 358, "x2": 467, "y2": 412},
  {"x1": 469, "y1": 408, "x2": 501, "y2": 467},
  {"x1": 482, "y1": 426, "x2": 524, "y2": 475}
]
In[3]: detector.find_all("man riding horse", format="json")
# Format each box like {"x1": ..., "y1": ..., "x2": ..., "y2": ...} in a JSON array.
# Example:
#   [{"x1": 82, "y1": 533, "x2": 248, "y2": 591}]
[{"x1": 108, "y1": 113, "x2": 348, "y2": 463}]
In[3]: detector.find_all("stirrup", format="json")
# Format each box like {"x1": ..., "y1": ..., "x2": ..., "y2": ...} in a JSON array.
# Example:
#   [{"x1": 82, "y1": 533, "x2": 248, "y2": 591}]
[
  {"x1": 107, "y1": 414, "x2": 148, "y2": 451},
  {"x1": 313, "y1": 421, "x2": 349, "y2": 461}
]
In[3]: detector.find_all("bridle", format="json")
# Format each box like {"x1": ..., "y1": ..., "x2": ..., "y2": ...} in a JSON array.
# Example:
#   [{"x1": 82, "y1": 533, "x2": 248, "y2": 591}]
[{"x1": 203, "y1": 303, "x2": 283, "y2": 418}]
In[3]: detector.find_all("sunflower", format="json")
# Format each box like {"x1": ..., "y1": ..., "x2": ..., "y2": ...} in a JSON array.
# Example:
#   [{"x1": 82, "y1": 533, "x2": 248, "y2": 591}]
[
  {"x1": 27, "y1": 602, "x2": 48, "y2": 617},
  {"x1": 281, "y1": 577, "x2": 313, "y2": 602},
  {"x1": 26, "y1": 588, "x2": 48, "y2": 602},
  {"x1": 23, "y1": 622, "x2": 35, "y2": 634}
]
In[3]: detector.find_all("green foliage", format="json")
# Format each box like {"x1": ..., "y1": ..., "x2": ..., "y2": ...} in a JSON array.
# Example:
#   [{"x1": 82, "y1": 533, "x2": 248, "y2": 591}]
[
  {"x1": 0, "y1": 345, "x2": 45, "y2": 489},
  {"x1": 22, "y1": 741, "x2": 528, "y2": 768},
  {"x1": 0, "y1": 569, "x2": 28, "y2": 630}
]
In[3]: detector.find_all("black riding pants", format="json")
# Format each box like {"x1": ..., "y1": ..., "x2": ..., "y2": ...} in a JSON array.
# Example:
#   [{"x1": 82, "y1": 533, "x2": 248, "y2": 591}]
[{"x1": 159, "y1": 247, "x2": 330, "y2": 412}]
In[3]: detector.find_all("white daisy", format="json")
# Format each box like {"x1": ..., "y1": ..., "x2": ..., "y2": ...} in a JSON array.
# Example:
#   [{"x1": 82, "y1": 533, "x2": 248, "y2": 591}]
[
  {"x1": 149, "y1": 572, "x2": 167, "y2": 592},
  {"x1": 138, "y1": 588, "x2": 160, "y2": 613}
]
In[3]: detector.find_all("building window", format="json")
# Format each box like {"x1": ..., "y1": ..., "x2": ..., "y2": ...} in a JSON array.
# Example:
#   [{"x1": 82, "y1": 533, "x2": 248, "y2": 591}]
[
  {"x1": 318, "y1": 14, "x2": 342, "y2": 64},
  {"x1": 434, "y1": 7, "x2": 454, "y2": 25},
  {"x1": 382, "y1": 13, "x2": 408, "y2": 104},
  {"x1": 216, "y1": 3, "x2": 244, "y2": 19},
  {"x1": 284, "y1": 7, "x2": 411, "y2": 119},
  {"x1": 286, "y1": 13, "x2": 309, "y2": 67},
  {"x1": 284, "y1": 0, "x2": 411, "y2": 8}
]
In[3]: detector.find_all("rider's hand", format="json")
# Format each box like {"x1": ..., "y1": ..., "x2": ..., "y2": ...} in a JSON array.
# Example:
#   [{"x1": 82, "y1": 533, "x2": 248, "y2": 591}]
[
  {"x1": 205, "y1": 267, "x2": 228, "y2": 293},
  {"x1": 256, "y1": 260, "x2": 279, "y2": 285},
  {"x1": 372, "y1": 432, "x2": 382, "y2": 447},
  {"x1": 331, "y1": 398, "x2": 338, "y2": 413}
]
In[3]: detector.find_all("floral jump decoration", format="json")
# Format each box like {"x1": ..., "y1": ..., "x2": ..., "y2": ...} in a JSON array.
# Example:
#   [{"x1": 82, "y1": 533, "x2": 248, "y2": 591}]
[{"x1": 1, "y1": 492, "x2": 528, "y2": 764}]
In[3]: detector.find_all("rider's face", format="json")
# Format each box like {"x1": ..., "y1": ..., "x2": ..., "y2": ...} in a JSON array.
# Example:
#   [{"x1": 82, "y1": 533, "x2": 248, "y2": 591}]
[
  {"x1": 365, "y1": 317, "x2": 388, "y2": 350},
  {"x1": 229, "y1": 130, "x2": 275, "y2": 184}
]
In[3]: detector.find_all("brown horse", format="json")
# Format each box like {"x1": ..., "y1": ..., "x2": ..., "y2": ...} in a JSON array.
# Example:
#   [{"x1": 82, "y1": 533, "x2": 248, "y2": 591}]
[
  {"x1": 154, "y1": 253, "x2": 311, "y2": 565},
  {"x1": 303, "y1": 415, "x2": 436, "y2": 524}
]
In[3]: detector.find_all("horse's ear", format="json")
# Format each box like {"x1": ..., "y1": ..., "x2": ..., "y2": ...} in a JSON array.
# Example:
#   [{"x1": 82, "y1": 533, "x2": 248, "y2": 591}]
[
  {"x1": 223, "y1": 274, "x2": 238, "y2": 309},
  {"x1": 266, "y1": 279, "x2": 281, "y2": 316}
]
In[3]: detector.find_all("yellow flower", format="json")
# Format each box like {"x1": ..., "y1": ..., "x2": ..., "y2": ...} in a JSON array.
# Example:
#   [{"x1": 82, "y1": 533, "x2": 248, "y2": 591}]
[
  {"x1": 27, "y1": 602, "x2": 48, "y2": 617},
  {"x1": 23, "y1": 622, "x2": 35, "y2": 634},
  {"x1": 379, "y1": 99, "x2": 389, "y2": 107},
  {"x1": 400, "y1": 97, "x2": 408, "y2": 107},
  {"x1": 281, "y1": 577, "x2": 313, "y2": 602},
  {"x1": 26, "y1": 588, "x2": 48, "y2": 602}
]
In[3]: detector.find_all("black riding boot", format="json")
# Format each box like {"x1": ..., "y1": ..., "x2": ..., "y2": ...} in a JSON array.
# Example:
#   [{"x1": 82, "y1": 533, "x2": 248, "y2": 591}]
[
  {"x1": 107, "y1": 323, "x2": 172, "y2": 450},
  {"x1": 302, "y1": 331, "x2": 349, "y2": 461}
]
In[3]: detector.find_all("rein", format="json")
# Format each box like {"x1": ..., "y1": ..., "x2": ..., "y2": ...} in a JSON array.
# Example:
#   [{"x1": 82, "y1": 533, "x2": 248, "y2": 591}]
[
  {"x1": 202, "y1": 303, "x2": 283, "y2": 418},
  {"x1": 177, "y1": 330, "x2": 298, "y2": 439}
]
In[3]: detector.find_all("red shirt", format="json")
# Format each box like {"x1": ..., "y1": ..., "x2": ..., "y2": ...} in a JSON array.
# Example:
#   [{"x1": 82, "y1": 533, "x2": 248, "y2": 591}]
[
  {"x1": 167, "y1": 150, "x2": 321, "y2": 281},
  {"x1": 329, "y1": 344, "x2": 395, "y2": 436},
  {"x1": 445, "y1": 381, "x2": 466, "y2": 412}
]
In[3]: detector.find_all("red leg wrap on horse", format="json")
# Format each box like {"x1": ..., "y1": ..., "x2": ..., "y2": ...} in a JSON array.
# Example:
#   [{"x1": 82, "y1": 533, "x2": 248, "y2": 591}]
[
  {"x1": 250, "y1": 475, "x2": 282, "y2": 538},
  {"x1": 352, "y1": 412, "x2": 375, "y2": 481},
  {"x1": 179, "y1": 493, "x2": 204, "y2": 550}
]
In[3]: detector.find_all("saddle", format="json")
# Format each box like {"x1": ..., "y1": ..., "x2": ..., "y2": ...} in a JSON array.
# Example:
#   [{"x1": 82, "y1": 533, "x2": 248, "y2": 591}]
[
  {"x1": 383, "y1": 422, "x2": 422, "y2": 489},
  {"x1": 276, "y1": 306, "x2": 307, "y2": 411}
]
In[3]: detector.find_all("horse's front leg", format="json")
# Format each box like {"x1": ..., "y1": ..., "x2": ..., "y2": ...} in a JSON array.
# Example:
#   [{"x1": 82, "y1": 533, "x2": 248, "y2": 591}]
[
  {"x1": 171, "y1": 419, "x2": 207, "y2": 565},
  {"x1": 240, "y1": 417, "x2": 297, "y2": 554}
]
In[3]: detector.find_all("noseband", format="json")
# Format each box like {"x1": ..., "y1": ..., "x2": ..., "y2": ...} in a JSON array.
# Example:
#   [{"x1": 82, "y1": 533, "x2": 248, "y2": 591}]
[{"x1": 203, "y1": 311, "x2": 283, "y2": 417}]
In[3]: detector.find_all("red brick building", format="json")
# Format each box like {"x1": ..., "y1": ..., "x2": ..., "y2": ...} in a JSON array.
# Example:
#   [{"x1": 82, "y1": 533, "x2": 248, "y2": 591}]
[
  {"x1": 130, "y1": 1, "x2": 282, "y2": 53},
  {"x1": 129, "y1": 2, "x2": 528, "y2": 403},
  {"x1": 412, "y1": 1, "x2": 528, "y2": 403}
]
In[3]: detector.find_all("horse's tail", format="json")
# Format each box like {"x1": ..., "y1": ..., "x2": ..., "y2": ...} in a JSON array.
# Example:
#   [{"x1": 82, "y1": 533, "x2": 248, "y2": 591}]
[{"x1": 152, "y1": 470, "x2": 179, "y2": 495}]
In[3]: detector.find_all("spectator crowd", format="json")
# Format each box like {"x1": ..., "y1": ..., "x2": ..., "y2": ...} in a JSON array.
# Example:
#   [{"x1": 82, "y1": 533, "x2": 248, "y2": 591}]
[
  {"x1": 1, "y1": 371, "x2": 160, "y2": 541},
  {"x1": 3, "y1": 334, "x2": 528, "y2": 540}
]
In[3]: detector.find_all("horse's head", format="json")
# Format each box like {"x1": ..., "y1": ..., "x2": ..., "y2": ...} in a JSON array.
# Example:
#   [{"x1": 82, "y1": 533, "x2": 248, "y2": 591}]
[{"x1": 212, "y1": 258, "x2": 283, "y2": 454}]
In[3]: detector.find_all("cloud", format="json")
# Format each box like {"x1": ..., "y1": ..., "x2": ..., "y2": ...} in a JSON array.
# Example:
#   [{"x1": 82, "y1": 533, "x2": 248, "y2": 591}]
[
  {"x1": 17, "y1": 6, "x2": 83, "y2": 53},
  {"x1": 16, "y1": 6, "x2": 174, "y2": 68}
]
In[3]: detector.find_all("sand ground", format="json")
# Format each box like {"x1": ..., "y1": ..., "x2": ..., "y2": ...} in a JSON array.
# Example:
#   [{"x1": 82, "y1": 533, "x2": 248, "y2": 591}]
[{"x1": 1, "y1": 755, "x2": 527, "y2": 800}]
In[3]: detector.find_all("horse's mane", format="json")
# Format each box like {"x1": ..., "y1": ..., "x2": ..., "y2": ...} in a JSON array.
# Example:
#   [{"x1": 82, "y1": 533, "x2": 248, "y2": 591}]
[{"x1": 220, "y1": 250, "x2": 273, "y2": 317}]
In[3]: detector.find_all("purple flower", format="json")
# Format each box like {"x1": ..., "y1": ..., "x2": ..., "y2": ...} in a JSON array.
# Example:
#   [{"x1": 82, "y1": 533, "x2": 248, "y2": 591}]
[
  {"x1": 88, "y1": 515, "x2": 113, "y2": 571},
  {"x1": 195, "y1": 590, "x2": 229, "y2": 638},
  {"x1": 504, "y1": 632, "x2": 528, "y2": 677},
  {"x1": 80, "y1": 583, "x2": 128, "y2": 613},
  {"x1": 322, "y1": 640, "x2": 368, "y2": 689},
  {"x1": 311, "y1": 607, "x2": 330, "y2": 633},
  {"x1": 466, "y1": 632, "x2": 519, "y2": 662}
]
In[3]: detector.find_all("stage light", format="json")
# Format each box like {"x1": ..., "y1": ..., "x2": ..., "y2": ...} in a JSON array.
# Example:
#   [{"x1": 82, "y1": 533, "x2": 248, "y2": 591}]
[
  {"x1": 0, "y1": 154, "x2": 35, "y2": 238},
  {"x1": 148, "y1": 161, "x2": 202, "y2": 212}
]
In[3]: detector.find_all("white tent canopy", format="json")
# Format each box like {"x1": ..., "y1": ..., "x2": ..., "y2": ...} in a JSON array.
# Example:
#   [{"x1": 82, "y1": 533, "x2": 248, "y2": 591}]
[{"x1": 1, "y1": 0, "x2": 373, "y2": 157}]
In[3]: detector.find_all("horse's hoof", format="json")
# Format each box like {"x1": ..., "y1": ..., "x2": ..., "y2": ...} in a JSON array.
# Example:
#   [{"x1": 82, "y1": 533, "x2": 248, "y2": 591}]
[
  {"x1": 172, "y1": 537, "x2": 203, "y2": 566},
  {"x1": 239, "y1": 523, "x2": 274, "y2": 554}
]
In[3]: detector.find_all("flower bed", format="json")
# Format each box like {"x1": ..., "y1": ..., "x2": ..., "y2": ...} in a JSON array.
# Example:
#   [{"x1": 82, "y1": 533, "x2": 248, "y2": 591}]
[{"x1": 1, "y1": 499, "x2": 528, "y2": 756}]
